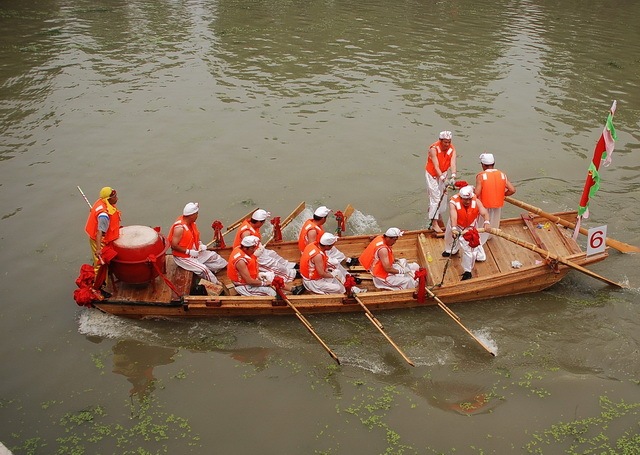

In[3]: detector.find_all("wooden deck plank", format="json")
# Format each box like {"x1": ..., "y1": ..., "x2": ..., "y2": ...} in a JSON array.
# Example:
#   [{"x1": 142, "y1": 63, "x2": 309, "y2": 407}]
[{"x1": 106, "y1": 255, "x2": 193, "y2": 304}]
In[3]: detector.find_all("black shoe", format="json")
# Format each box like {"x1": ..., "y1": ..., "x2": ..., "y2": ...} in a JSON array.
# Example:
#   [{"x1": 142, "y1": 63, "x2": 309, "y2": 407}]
[
  {"x1": 354, "y1": 277, "x2": 363, "y2": 285},
  {"x1": 295, "y1": 270, "x2": 302, "y2": 279},
  {"x1": 442, "y1": 251, "x2": 451, "y2": 257},
  {"x1": 294, "y1": 263, "x2": 300, "y2": 270},
  {"x1": 292, "y1": 285, "x2": 305, "y2": 295},
  {"x1": 461, "y1": 271, "x2": 472, "y2": 281},
  {"x1": 346, "y1": 257, "x2": 359, "y2": 267}
]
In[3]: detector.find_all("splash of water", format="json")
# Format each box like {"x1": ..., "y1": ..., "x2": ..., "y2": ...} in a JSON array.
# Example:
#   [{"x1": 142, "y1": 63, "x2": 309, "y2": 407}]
[{"x1": 472, "y1": 328, "x2": 498, "y2": 356}]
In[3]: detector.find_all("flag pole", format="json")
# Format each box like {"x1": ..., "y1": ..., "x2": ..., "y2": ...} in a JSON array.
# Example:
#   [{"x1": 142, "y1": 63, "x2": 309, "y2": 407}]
[{"x1": 574, "y1": 101, "x2": 617, "y2": 238}]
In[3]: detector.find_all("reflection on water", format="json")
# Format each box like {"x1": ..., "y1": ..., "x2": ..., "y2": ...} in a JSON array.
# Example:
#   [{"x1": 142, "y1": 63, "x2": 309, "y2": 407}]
[
  {"x1": 111, "y1": 339, "x2": 177, "y2": 400},
  {"x1": 425, "y1": 381, "x2": 498, "y2": 416}
]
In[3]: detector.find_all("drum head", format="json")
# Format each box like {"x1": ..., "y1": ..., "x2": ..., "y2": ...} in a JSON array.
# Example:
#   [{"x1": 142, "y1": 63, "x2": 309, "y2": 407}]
[{"x1": 113, "y1": 225, "x2": 159, "y2": 249}]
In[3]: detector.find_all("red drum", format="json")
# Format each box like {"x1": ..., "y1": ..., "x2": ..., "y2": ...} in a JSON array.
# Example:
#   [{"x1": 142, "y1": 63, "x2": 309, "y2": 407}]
[{"x1": 110, "y1": 225, "x2": 168, "y2": 284}]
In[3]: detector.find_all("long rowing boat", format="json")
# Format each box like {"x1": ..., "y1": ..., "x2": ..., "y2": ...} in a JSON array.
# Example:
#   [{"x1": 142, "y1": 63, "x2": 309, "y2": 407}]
[{"x1": 86, "y1": 208, "x2": 612, "y2": 320}]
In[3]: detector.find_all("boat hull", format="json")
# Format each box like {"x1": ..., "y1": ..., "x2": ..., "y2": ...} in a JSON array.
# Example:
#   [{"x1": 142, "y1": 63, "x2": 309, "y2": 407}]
[{"x1": 91, "y1": 210, "x2": 609, "y2": 319}]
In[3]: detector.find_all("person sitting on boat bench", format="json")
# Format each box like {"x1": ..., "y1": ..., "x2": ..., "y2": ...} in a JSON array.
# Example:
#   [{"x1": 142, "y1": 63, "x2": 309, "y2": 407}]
[
  {"x1": 442, "y1": 185, "x2": 491, "y2": 281},
  {"x1": 300, "y1": 232, "x2": 366, "y2": 295},
  {"x1": 233, "y1": 208, "x2": 298, "y2": 283},
  {"x1": 359, "y1": 228, "x2": 420, "y2": 290},
  {"x1": 298, "y1": 206, "x2": 357, "y2": 272},
  {"x1": 168, "y1": 202, "x2": 228, "y2": 284},
  {"x1": 474, "y1": 152, "x2": 516, "y2": 244},
  {"x1": 85, "y1": 186, "x2": 122, "y2": 274},
  {"x1": 228, "y1": 235, "x2": 304, "y2": 296}
]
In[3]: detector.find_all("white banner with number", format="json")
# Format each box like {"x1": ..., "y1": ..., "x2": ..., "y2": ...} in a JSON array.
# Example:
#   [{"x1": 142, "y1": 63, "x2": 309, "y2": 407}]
[{"x1": 587, "y1": 225, "x2": 607, "y2": 256}]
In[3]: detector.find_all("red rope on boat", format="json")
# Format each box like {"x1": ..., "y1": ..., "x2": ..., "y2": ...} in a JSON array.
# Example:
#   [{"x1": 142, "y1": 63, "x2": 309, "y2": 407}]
[
  {"x1": 147, "y1": 254, "x2": 182, "y2": 297},
  {"x1": 414, "y1": 268, "x2": 428, "y2": 303},
  {"x1": 463, "y1": 227, "x2": 481, "y2": 248},
  {"x1": 270, "y1": 216, "x2": 283, "y2": 242},
  {"x1": 334, "y1": 211, "x2": 345, "y2": 236},
  {"x1": 211, "y1": 220, "x2": 226, "y2": 249},
  {"x1": 344, "y1": 273, "x2": 357, "y2": 296}
]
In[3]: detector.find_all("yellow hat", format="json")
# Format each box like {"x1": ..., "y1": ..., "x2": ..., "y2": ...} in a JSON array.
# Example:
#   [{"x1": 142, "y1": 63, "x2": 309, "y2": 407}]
[{"x1": 99, "y1": 187, "x2": 116, "y2": 199}]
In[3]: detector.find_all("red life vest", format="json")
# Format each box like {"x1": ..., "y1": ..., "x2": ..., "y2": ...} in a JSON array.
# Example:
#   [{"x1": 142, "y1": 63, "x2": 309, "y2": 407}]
[
  {"x1": 477, "y1": 169, "x2": 507, "y2": 208},
  {"x1": 167, "y1": 216, "x2": 201, "y2": 258},
  {"x1": 451, "y1": 194, "x2": 480, "y2": 229},
  {"x1": 233, "y1": 220, "x2": 262, "y2": 248},
  {"x1": 425, "y1": 141, "x2": 455, "y2": 177},
  {"x1": 300, "y1": 243, "x2": 327, "y2": 280},
  {"x1": 84, "y1": 199, "x2": 121, "y2": 243},
  {"x1": 298, "y1": 219, "x2": 324, "y2": 251},
  {"x1": 227, "y1": 246, "x2": 258, "y2": 284},
  {"x1": 359, "y1": 235, "x2": 394, "y2": 279}
]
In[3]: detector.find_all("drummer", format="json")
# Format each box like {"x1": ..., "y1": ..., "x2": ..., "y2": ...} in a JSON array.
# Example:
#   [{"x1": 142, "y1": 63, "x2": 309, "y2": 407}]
[
  {"x1": 84, "y1": 186, "x2": 122, "y2": 273},
  {"x1": 168, "y1": 202, "x2": 228, "y2": 284}
]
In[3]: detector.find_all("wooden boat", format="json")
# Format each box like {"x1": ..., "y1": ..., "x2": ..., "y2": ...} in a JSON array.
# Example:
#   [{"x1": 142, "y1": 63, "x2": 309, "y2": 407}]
[{"x1": 89, "y1": 208, "x2": 612, "y2": 320}]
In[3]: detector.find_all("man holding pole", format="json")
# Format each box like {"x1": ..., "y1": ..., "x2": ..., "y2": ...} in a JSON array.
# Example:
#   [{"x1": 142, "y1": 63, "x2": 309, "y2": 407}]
[
  {"x1": 425, "y1": 131, "x2": 457, "y2": 232},
  {"x1": 443, "y1": 185, "x2": 491, "y2": 280},
  {"x1": 84, "y1": 186, "x2": 122, "y2": 273}
]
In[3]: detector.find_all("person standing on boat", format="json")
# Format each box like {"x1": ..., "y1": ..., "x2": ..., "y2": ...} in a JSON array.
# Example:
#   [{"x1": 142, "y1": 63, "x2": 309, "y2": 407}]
[
  {"x1": 426, "y1": 131, "x2": 458, "y2": 233},
  {"x1": 233, "y1": 208, "x2": 298, "y2": 283},
  {"x1": 442, "y1": 186, "x2": 491, "y2": 281},
  {"x1": 298, "y1": 206, "x2": 356, "y2": 272},
  {"x1": 168, "y1": 202, "x2": 228, "y2": 284},
  {"x1": 84, "y1": 186, "x2": 122, "y2": 273},
  {"x1": 228, "y1": 235, "x2": 304, "y2": 296},
  {"x1": 300, "y1": 233, "x2": 349, "y2": 294},
  {"x1": 359, "y1": 228, "x2": 420, "y2": 290},
  {"x1": 474, "y1": 153, "x2": 516, "y2": 243}
]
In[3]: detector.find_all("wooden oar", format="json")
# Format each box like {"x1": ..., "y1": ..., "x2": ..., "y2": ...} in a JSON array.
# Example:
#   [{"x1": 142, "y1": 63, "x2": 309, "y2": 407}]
[
  {"x1": 264, "y1": 201, "x2": 305, "y2": 246},
  {"x1": 425, "y1": 287, "x2": 496, "y2": 356},
  {"x1": 273, "y1": 287, "x2": 340, "y2": 364},
  {"x1": 343, "y1": 204, "x2": 355, "y2": 221},
  {"x1": 354, "y1": 295, "x2": 415, "y2": 367},
  {"x1": 484, "y1": 227, "x2": 625, "y2": 288},
  {"x1": 206, "y1": 208, "x2": 255, "y2": 247},
  {"x1": 505, "y1": 196, "x2": 640, "y2": 254}
]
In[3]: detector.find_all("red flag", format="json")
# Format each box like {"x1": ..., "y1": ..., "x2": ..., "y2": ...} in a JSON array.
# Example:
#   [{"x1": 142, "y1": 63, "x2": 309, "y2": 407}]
[{"x1": 578, "y1": 101, "x2": 617, "y2": 219}]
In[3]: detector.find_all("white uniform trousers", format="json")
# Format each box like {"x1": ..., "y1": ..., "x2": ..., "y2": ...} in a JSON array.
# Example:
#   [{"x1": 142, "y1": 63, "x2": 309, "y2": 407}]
[
  {"x1": 426, "y1": 172, "x2": 448, "y2": 222},
  {"x1": 174, "y1": 250, "x2": 227, "y2": 284},
  {"x1": 372, "y1": 263, "x2": 419, "y2": 290},
  {"x1": 257, "y1": 248, "x2": 297, "y2": 282},
  {"x1": 478, "y1": 207, "x2": 502, "y2": 244}
]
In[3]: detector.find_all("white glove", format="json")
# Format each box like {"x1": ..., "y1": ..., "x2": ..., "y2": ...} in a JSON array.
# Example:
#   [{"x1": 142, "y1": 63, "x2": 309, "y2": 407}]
[
  {"x1": 451, "y1": 173, "x2": 456, "y2": 179},
  {"x1": 439, "y1": 174, "x2": 447, "y2": 182},
  {"x1": 258, "y1": 271, "x2": 275, "y2": 284},
  {"x1": 254, "y1": 243, "x2": 266, "y2": 257},
  {"x1": 187, "y1": 249, "x2": 199, "y2": 258},
  {"x1": 199, "y1": 242, "x2": 208, "y2": 252},
  {"x1": 451, "y1": 227, "x2": 461, "y2": 237}
]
